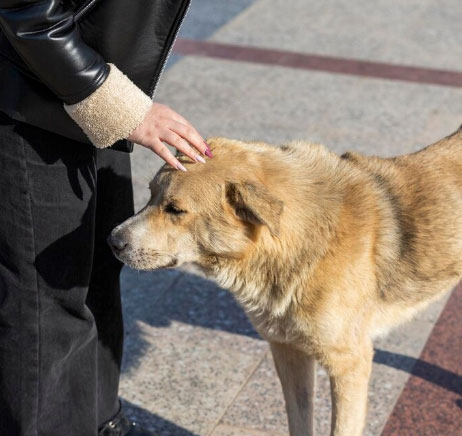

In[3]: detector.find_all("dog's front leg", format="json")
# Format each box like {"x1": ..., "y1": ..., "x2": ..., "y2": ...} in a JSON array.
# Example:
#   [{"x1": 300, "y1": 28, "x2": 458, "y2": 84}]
[
  {"x1": 270, "y1": 342, "x2": 316, "y2": 436},
  {"x1": 325, "y1": 342, "x2": 373, "y2": 436}
]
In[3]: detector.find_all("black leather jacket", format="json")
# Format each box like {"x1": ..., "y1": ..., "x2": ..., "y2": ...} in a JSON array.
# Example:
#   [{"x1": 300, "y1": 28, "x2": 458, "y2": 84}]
[{"x1": 0, "y1": 0, "x2": 191, "y2": 151}]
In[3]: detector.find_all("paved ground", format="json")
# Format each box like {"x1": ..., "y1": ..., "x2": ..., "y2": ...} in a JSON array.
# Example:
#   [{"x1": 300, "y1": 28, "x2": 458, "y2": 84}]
[{"x1": 119, "y1": 1, "x2": 462, "y2": 435}]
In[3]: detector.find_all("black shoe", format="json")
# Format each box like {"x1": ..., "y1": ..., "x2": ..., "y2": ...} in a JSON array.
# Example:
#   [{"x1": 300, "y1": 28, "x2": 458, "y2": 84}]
[{"x1": 98, "y1": 412, "x2": 159, "y2": 436}]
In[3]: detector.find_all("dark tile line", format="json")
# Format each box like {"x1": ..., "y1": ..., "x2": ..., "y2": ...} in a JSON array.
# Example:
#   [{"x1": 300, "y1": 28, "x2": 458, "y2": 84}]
[
  {"x1": 381, "y1": 284, "x2": 462, "y2": 436},
  {"x1": 174, "y1": 38, "x2": 462, "y2": 88}
]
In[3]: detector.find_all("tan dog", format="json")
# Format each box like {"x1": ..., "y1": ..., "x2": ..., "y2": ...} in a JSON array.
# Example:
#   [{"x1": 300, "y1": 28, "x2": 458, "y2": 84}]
[{"x1": 109, "y1": 129, "x2": 462, "y2": 436}]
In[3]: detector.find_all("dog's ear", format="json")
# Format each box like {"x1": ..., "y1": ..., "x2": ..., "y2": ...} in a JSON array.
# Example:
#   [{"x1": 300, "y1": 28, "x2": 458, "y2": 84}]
[{"x1": 225, "y1": 181, "x2": 283, "y2": 236}]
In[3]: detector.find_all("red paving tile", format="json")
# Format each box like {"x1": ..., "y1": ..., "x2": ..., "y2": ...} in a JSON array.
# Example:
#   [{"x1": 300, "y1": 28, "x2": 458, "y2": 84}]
[
  {"x1": 382, "y1": 284, "x2": 462, "y2": 436},
  {"x1": 174, "y1": 39, "x2": 462, "y2": 88}
]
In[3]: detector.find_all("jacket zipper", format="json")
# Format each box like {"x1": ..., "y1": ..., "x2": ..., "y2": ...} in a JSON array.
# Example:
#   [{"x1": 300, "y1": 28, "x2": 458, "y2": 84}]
[
  {"x1": 74, "y1": 0, "x2": 100, "y2": 22},
  {"x1": 148, "y1": 0, "x2": 192, "y2": 97}
]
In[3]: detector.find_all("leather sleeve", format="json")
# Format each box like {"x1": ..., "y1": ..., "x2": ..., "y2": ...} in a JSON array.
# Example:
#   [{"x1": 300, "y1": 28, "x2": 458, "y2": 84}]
[{"x1": 0, "y1": 0, "x2": 109, "y2": 104}]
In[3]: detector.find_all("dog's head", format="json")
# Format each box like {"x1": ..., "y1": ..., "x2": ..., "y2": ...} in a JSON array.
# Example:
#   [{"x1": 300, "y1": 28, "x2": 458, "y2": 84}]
[{"x1": 108, "y1": 138, "x2": 284, "y2": 270}]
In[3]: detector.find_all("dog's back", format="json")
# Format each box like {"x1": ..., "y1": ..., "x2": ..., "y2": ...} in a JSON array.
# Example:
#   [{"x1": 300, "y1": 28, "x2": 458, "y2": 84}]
[{"x1": 339, "y1": 127, "x2": 462, "y2": 333}]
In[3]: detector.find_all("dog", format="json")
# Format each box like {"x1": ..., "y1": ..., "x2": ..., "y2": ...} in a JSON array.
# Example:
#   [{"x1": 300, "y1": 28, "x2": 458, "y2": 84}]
[{"x1": 108, "y1": 129, "x2": 462, "y2": 436}]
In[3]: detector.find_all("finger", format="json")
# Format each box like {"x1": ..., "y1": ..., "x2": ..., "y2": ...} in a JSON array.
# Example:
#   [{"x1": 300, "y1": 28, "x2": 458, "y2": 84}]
[
  {"x1": 151, "y1": 140, "x2": 186, "y2": 171},
  {"x1": 168, "y1": 120, "x2": 208, "y2": 156},
  {"x1": 161, "y1": 130, "x2": 205, "y2": 164},
  {"x1": 155, "y1": 105, "x2": 208, "y2": 155}
]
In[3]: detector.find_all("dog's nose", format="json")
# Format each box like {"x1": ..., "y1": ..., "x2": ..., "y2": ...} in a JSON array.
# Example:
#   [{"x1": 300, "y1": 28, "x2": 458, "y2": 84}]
[{"x1": 107, "y1": 233, "x2": 128, "y2": 251}]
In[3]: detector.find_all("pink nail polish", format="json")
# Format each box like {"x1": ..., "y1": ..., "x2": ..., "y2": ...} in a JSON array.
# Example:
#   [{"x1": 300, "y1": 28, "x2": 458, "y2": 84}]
[
  {"x1": 177, "y1": 162, "x2": 187, "y2": 172},
  {"x1": 205, "y1": 147, "x2": 213, "y2": 158},
  {"x1": 195, "y1": 155, "x2": 206, "y2": 164}
]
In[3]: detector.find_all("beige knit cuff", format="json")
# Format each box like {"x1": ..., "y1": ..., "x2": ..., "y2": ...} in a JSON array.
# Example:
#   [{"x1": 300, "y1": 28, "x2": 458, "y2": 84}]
[{"x1": 64, "y1": 63, "x2": 152, "y2": 148}]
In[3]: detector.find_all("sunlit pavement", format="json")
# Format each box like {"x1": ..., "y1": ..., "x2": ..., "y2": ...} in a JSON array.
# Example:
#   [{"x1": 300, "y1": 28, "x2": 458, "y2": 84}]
[{"x1": 119, "y1": 1, "x2": 462, "y2": 434}]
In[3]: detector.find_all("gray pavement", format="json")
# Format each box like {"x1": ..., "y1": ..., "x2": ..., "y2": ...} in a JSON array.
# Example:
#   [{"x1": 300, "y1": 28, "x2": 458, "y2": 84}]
[{"x1": 120, "y1": 1, "x2": 462, "y2": 435}]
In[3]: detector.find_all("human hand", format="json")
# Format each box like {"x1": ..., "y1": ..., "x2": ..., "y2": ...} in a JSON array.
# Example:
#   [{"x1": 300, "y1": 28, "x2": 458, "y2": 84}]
[{"x1": 127, "y1": 102, "x2": 212, "y2": 170}]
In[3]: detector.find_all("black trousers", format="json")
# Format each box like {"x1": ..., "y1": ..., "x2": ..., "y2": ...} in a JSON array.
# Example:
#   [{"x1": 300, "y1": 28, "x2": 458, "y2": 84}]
[{"x1": 0, "y1": 112, "x2": 134, "y2": 435}]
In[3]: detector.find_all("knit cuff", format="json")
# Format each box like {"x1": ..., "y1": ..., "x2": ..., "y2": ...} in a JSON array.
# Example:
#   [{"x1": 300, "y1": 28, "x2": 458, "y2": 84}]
[{"x1": 64, "y1": 63, "x2": 152, "y2": 148}]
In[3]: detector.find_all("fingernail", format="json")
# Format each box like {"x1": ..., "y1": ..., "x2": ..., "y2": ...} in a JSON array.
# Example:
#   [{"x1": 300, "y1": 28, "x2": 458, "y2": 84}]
[
  {"x1": 195, "y1": 155, "x2": 206, "y2": 164},
  {"x1": 177, "y1": 162, "x2": 187, "y2": 172},
  {"x1": 205, "y1": 147, "x2": 213, "y2": 158}
]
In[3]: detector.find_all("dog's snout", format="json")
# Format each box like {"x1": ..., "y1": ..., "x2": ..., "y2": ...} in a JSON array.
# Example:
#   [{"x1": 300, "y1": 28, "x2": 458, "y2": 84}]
[{"x1": 107, "y1": 232, "x2": 128, "y2": 251}]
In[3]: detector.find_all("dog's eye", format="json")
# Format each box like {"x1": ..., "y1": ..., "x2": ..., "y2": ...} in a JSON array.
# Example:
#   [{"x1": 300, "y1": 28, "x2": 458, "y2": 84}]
[{"x1": 164, "y1": 202, "x2": 186, "y2": 215}]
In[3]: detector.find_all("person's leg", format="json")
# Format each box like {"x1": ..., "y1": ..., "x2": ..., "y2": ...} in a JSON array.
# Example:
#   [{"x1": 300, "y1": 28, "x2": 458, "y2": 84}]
[
  {"x1": 0, "y1": 111, "x2": 100, "y2": 436},
  {"x1": 85, "y1": 148, "x2": 135, "y2": 427}
]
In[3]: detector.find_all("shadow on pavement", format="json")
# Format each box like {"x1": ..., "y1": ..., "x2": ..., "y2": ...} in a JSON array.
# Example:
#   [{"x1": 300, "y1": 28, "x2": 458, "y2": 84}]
[
  {"x1": 121, "y1": 268, "x2": 259, "y2": 334},
  {"x1": 121, "y1": 399, "x2": 199, "y2": 436},
  {"x1": 373, "y1": 349, "x2": 462, "y2": 395},
  {"x1": 120, "y1": 268, "x2": 260, "y2": 372},
  {"x1": 121, "y1": 268, "x2": 459, "y2": 396}
]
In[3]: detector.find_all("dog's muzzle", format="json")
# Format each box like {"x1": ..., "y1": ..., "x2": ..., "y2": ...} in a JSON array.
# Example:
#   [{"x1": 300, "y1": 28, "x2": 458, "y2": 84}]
[
  {"x1": 107, "y1": 227, "x2": 129, "y2": 255},
  {"x1": 107, "y1": 233, "x2": 127, "y2": 252},
  {"x1": 107, "y1": 226, "x2": 178, "y2": 270}
]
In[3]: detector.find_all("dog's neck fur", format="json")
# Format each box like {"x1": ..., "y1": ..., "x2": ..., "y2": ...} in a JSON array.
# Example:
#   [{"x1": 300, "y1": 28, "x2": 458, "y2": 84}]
[
  {"x1": 206, "y1": 143, "x2": 408, "y2": 340},
  {"x1": 210, "y1": 143, "x2": 370, "y2": 322}
]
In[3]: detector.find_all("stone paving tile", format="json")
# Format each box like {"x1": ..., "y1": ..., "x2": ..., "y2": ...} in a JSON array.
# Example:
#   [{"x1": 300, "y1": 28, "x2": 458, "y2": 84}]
[
  {"x1": 120, "y1": 267, "x2": 183, "y2": 327},
  {"x1": 210, "y1": 424, "x2": 285, "y2": 436},
  {"x1": 156, "y1": 57, "x2": 266, "y2": 130},
  {"x1": 219, "y1": 353, "x2": 287, "y2": 434},
  {"x1": 120, "y1": 267, "x2": 184, "y2": 374},
  {"x1": 369, "y1": 320, "x2": 439, "y2": 435},
  {"x1": 120, "y1": 398, "x2": 201, "y2": 436},
  {"x1": 119, "y1": 270, "x2": 268, "y2": 435},
  {"x1": 120, "y1": 325, "x2": 265, "y2": 436},
  {"x1": 211, "y1": 0, "x2": 462, "y2": 71},
  {"x1": 413, "y1": 289, "x2": 452, "y2": 323},
  {"x1": 179, "y1": 0, "x2": 256, "y2": 41},
  {"x1": 154, "y1": 56, "x2": 462, "y2": 154},
  {"x1": 381, "y1": 285, "x2": 462, "y2": 436},
  {"x1": 164, "y1": 0, "x2": 257, "y2": 69},
  {"x1": 208, "y1": 64, "x2": 462, "y2": 157}
]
